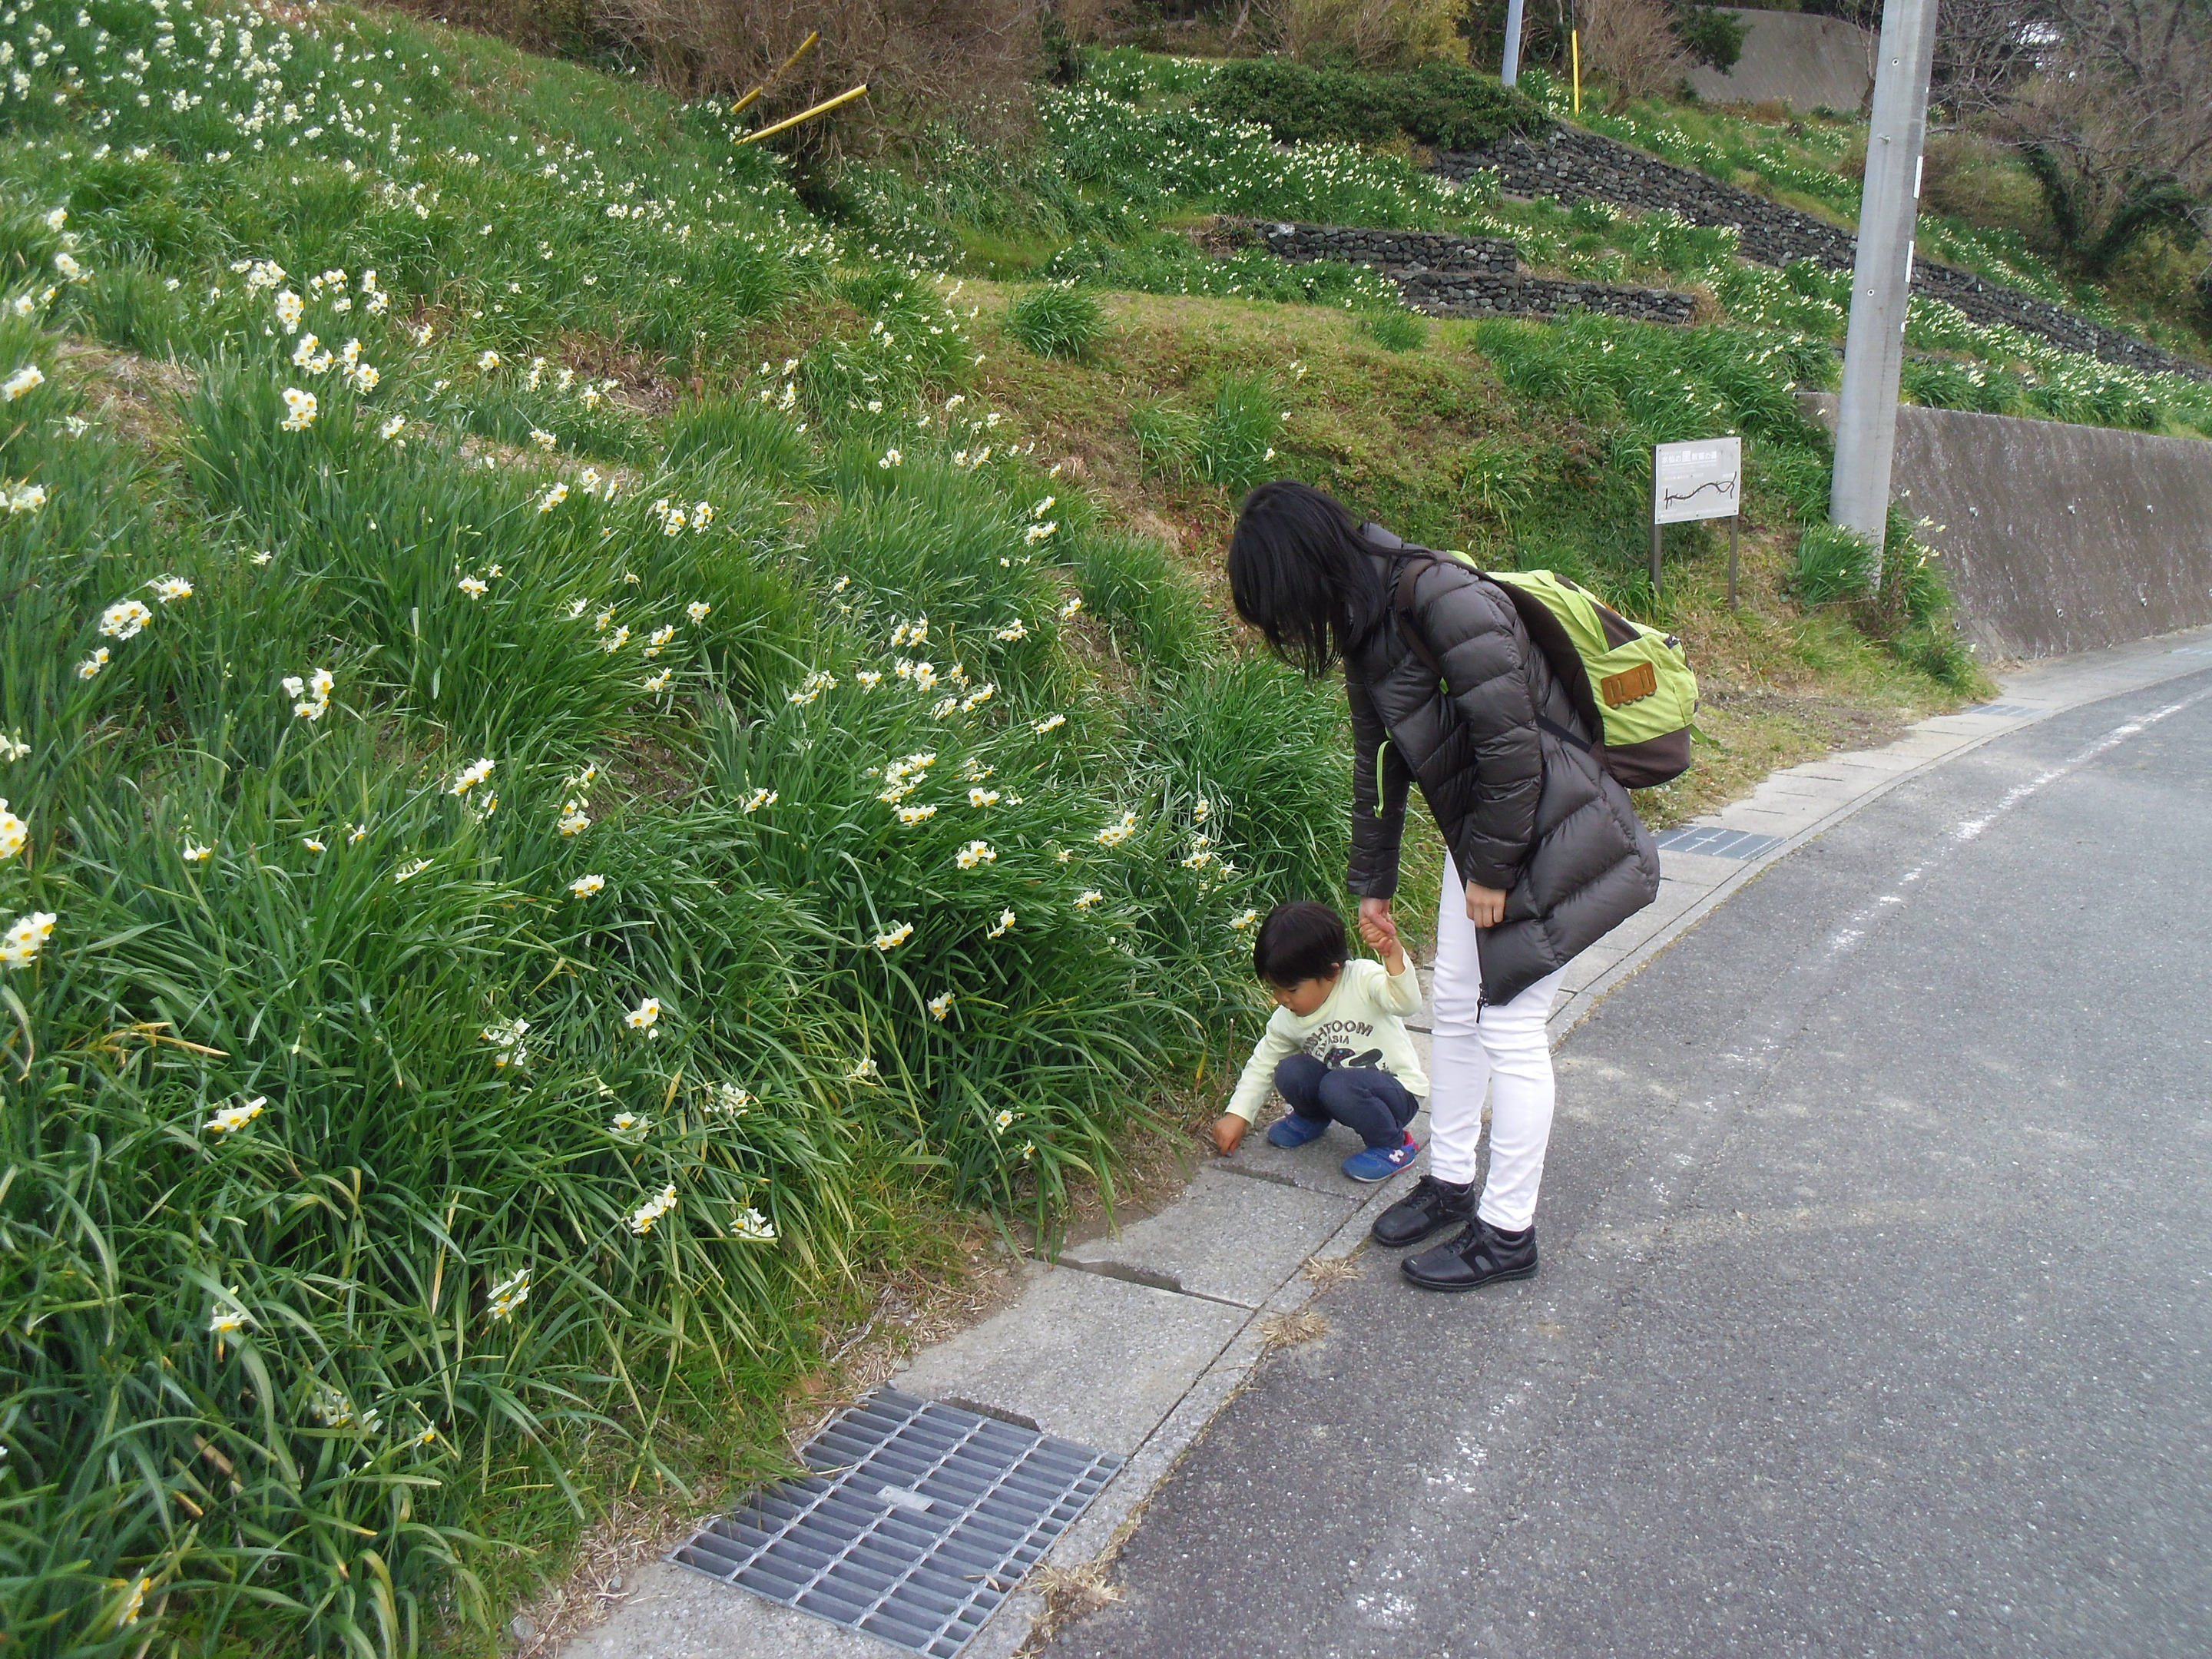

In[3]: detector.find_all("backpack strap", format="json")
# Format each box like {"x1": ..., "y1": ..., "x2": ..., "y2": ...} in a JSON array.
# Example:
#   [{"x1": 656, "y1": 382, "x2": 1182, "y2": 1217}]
[
  {"x1": 1389, "y1": 551, "x2": 1609, "y2": 763},
  {"x1": 1392, "y1": 555, "x2": 1446, "y2": 679}
]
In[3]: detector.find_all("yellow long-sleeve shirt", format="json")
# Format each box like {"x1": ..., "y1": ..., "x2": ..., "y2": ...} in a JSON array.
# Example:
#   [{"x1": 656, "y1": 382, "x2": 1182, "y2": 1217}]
[{"x1": 1224, "y1": 958, "x2": 1429, "y2": 1123}]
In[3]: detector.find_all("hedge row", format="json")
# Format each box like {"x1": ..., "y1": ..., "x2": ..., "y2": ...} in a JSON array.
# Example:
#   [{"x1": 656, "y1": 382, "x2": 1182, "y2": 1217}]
[{"x1": 1199, "y1": 58, "x2": 1551, "y2": 154}]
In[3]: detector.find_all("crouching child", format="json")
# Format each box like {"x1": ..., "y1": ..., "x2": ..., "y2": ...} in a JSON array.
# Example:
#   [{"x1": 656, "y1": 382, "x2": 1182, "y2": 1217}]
[{"x1": 1211, "y1": 900, "x2": 1428, "y2": 1182}]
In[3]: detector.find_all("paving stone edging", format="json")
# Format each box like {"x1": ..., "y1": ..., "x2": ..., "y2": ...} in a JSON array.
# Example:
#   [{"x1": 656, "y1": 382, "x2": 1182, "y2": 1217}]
[
  {"x1": 1433, "y1": 124, "x2": 2209, "y2": 381},
  {"x1": 558, "y1": 624, "x2": 2212, "y2": 1659}
]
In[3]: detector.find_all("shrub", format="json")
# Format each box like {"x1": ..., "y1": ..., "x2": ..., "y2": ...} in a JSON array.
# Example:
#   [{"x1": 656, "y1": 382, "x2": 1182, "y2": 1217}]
[
  {"x1": 1581, "y1": 0, "x2": 1694, "y2": 105},
  {"x1": 1005, "y1": 283, "x2": 1108, "y2": 359},
  {"x1": 1387, "y1": 61, "x2": 1549, "y2": 151},
  {"x1": 1200, "y1": 55, "x2": 1549, "y2": 152},
  {"x1": 1275, "y1": 0, "x2": 1469, "y2": 71},
  {"x1": 1202, "y1": 56, "x2": 1396, "y2": 147},
  {"x1": 1674, "y1": 2, "x2": 1747, "y2": 73}
]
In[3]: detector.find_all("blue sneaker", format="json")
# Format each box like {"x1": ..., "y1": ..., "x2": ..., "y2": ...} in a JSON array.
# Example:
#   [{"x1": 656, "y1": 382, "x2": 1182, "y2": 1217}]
[
  {"x1": 1342, "y1": 1132, "x2": 1422, "y2": 1183},
  {"x1": 1265, "y1": 1112, "x2": 1330, "y2": 1149}
]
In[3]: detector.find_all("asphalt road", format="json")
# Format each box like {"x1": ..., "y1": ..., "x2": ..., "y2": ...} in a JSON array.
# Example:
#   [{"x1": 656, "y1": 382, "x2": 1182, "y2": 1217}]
[{"x1": 1048, "y1": 670, "x2": 2212, "y2": 1659}]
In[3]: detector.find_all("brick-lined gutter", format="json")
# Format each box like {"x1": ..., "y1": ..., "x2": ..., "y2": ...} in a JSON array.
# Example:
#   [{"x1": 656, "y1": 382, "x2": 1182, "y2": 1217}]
[
  {"x1": 1434, "y1": 124, "x2": 2210, "y2": 381},
  {"x1": 1218, "y1": 217, "x2": 1700, "y2": 325}
]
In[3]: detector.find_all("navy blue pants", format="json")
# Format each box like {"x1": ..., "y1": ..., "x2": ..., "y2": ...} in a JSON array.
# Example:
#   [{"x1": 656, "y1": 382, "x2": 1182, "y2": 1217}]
[{"x1": 1275, "y1": 1054, "x2": 1420, "y2": 1151}]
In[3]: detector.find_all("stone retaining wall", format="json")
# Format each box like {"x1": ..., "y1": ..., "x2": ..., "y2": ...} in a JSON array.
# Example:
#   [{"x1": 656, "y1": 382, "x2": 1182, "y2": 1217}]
[
  {"x1": 1400, "y1": 270, "x2": 1699, "y2": 323},
  {"x1": 1229, "y1": 218, "x2": 1699, "y2": 326},
  {"x1": 1435, "y1": 125, "x2": 2209, "y2": 381},
  {"x1": 1244, "y1": 220, "x2": 1518, "y2": 276}
]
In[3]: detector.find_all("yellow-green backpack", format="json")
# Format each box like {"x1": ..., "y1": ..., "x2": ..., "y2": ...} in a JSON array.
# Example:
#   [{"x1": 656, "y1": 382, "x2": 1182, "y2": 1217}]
[{"x1": 1391, "y1": 553, "x2": 1699, "y2": 789}]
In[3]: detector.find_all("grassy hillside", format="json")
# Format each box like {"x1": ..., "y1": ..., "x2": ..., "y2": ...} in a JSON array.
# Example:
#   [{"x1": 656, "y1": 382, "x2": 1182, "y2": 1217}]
[
  {"x1": 881, "y1": 51, "x2": 2212, "y2": 438},
  {"x1": 0, "y1": 5, "x2": 1346, "y2": 1654},
  {"x1": 0, "y1": 8, "x2": 2104, "y2": 1656}
]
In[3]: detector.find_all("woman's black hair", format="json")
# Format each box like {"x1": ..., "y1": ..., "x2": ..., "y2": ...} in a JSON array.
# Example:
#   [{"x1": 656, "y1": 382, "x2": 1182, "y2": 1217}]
[
  {"x1": 1252, "y1": 901, "x2": 1349, "y2": 988},
  {"x1": 1227, "y1": 480, "x2": 1386, "y2": 677}
]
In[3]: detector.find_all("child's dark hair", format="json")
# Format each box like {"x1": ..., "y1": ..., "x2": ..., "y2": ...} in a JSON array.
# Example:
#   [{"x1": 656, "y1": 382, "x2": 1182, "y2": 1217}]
[{"x1": 1252, "y1": 901, "x2": 1348, "y2": 988}]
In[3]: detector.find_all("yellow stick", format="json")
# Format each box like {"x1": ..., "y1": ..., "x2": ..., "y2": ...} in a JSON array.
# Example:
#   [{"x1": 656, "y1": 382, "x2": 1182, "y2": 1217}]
[
  {"x1": 1571, "y1": 28, "x2": 1582, "y2": 115},
  {"x1": 731, "y1": 29, "x2": 820, "y2": 117},
  {"x1": 736, "y1": 82, "x2": 869, "y2": 145}
]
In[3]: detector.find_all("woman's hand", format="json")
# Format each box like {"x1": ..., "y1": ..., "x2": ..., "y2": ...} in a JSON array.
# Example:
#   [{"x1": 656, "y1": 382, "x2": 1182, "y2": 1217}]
[
  {"x1": 1465, "y1": 882, "x2": 1508, "y2": 929},
  {"x1": 1357, "y1": 896, "x2": 1399, "y2": 951}
]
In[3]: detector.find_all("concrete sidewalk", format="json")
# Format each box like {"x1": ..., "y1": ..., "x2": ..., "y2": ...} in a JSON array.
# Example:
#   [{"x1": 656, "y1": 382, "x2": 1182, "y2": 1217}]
[{"x1": 556, "y1": 622, "x2": 2212, "y2": 1659}]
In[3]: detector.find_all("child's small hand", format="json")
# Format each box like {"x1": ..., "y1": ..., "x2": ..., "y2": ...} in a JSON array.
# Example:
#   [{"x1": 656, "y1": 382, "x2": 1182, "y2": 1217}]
[
  {"x1": 1359, "y1": 898, "x2": 1408, "y2": 974},
  {"x1": 1210, "y1": 1114, "x2": 1247, "y2": 1156}
]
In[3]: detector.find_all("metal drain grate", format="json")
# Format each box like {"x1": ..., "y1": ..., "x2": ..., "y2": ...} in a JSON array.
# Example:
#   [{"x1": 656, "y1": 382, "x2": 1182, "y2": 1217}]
[
  {"x1": 1654, "y1": 825, "x2": 1785, "y2": 862},
  {"x1": 671, "y1": 1389, "x2": 1122, "y2": 1657}
]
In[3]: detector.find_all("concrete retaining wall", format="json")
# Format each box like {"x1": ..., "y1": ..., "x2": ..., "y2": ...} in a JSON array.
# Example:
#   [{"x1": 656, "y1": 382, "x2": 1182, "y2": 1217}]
[
  {"x1": 1435, "y1": 125, "x2": 2208, "y2": 380},
  {"x1": 1230, "y1": 219, "x2": 1700, "y2": 324},
  {"x1": 1803, "y1": 392, "x2": 2212, "y2": 657},
  {"x1": 1686, "y1": 8, "x2": 1873, "y2": 113}
]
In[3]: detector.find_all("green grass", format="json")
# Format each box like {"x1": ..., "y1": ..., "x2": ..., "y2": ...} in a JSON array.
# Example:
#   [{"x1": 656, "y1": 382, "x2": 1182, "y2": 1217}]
[
  {"x1": 1128, "y1": 370, "x2": 1291, "y2": 498},
  {"x1": 848, "y1": 50, "x2": 2212, "y2": 444},
  {"x1": 1358, "y1": 310, "x2": 1428, "y2": 352},
  {"x1": 1005, "y1": 284, "x2": 1106, "y2": 359},
  {"x1": 0, "y1": 6, "x2": 1351, "y2": 1655}
]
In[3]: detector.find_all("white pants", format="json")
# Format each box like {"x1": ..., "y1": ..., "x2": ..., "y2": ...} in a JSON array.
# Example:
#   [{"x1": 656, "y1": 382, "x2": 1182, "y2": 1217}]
[{"x1": 1428, "y1": 853, "x2": 1566, "y2": 1231}]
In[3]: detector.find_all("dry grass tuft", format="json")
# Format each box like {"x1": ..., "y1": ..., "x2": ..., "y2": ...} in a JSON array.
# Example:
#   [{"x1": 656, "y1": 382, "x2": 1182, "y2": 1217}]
[
  {"x1": 1300, "y1": 1251, "x2": 1365, "y2": 1293},
  {"x1": 1260, "y1": 1308, "x2": 1333, "y2": 1349},
  {"x1": 1033, "y1": 1561, "x2": 1126, "y2": 1621}
]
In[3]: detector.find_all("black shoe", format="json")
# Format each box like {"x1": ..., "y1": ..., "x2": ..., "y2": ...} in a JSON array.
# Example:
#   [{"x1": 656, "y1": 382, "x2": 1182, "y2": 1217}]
[
  {"x1": 1370, "y1": 1175, "x2": 1475, "y2": 1249},
  {"x1": 1401, "y1": 1218, "x2": 1538, "y2": 1293}
]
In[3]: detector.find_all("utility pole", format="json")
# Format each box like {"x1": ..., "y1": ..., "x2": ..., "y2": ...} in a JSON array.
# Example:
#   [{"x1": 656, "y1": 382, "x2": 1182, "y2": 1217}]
[
  {"x1": 1502, "y1": 0, "x2": 1527, "y2": 86},
  {"x1": 1829, "y1": 0, "x2": 1941, "y2": 565}
]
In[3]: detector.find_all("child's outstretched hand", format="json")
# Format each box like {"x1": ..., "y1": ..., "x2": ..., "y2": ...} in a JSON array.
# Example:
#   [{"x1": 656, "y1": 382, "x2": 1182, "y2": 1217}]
[
  {"x1": 1358, "y1": 898, "x2": 1408, "y2": 975},
  {"x1": 1210, "y1": 1114, "x2": 1247, "y2": 1156}
]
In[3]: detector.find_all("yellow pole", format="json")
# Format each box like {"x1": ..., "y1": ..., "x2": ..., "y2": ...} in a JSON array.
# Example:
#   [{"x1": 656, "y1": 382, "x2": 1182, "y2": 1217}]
[
  {"x1": 736, "y1": 83, "x2": 869, "y2": 146},
  {"x1": 1571, "y1": 29, "x2": 1582, "y2": 114},
  {"x1": 732, "y1": 30, "x2": 820, "y2": 117}
]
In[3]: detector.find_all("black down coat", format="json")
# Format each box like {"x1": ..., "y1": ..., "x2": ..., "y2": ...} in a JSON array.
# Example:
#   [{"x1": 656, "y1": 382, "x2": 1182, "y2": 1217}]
[{"x1": 1345, "y1": 525, "x2": 1660, "y2": 1005}]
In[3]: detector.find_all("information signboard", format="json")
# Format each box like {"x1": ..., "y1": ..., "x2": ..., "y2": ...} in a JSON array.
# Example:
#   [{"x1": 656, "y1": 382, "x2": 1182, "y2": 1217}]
[
  {"x1": 1652, "y1": 436, "x2": 1743, "y2": 525},
  {"x1": 1648, "y1": 435, "x2": 1746, "y2": 604}
]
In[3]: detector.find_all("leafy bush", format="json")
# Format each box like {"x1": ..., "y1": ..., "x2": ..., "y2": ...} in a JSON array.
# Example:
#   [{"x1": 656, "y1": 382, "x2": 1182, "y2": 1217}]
[
  {"x1": 1005, "y1": 284, "x2": 1108, "y2": 359},
  {"x1": 1202, "y1": 57, "x2": 1397, "y2": 147},
  {"x1": 1674, "y1": 2, "x2": 1748, "y2": 73},
  {"x1": 1200, "y1": 56, "x2": 1550, "y2": 153},
  {"x1": 1388, "y1": 61, "x2": 1555, "y2": 151},
  {"x1": 1278, "y1": 0, "x2": 1469, "y2": 71}
]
